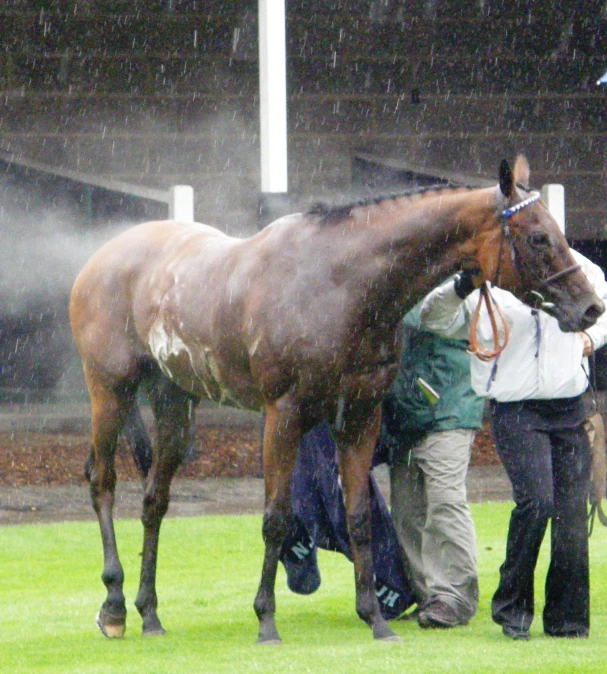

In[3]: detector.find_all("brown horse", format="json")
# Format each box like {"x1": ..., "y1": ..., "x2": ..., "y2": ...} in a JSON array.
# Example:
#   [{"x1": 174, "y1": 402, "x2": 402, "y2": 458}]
[{"x1": 69, "y1": 155, "x2": 603, "y2": 644}]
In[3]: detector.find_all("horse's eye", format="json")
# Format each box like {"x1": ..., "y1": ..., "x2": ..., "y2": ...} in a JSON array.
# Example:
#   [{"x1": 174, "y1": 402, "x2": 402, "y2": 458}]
[{"x1": 528, "y1": 232, "x2": 550, "y2": 248}]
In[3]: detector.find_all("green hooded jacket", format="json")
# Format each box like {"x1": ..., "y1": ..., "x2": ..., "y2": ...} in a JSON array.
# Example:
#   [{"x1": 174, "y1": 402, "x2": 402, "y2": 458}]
[{"x1": 380, "y1": 302, "x2": 484, "y2": 456}]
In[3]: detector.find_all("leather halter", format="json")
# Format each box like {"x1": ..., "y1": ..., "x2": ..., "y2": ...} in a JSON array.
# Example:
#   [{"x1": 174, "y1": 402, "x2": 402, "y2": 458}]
[
  {"x1": 468, "y1": 190, "x2": 579, "y2": 361},
  {"x1": 493, "y1": 191, "x2": 541, "y2": 288},
  {"x1": 499, "y1": 191, "x2": 580, "y2": 308}
]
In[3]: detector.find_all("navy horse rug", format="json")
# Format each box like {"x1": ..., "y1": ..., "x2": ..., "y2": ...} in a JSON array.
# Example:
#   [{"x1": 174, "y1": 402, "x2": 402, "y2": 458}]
[{"x1": 281, "y1": 421, "x2": 414, "y2": 620}]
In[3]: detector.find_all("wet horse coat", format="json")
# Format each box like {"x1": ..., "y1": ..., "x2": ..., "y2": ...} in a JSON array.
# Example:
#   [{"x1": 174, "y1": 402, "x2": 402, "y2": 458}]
[{"x1": 69, "y1": 156, "x2": 603, "y2": 642}]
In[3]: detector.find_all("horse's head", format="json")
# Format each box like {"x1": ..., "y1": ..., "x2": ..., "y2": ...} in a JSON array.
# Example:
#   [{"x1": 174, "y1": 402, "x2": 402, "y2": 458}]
[{"x1": 465, "y1": 155, "x2": 604, "y2": 332}]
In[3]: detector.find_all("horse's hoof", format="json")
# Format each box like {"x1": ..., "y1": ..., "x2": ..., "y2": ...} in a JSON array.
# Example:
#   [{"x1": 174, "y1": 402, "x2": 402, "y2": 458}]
[
  {"x1": 143, "y1": 627, "x2": 167, "y2": 637},
  {"x1": 377, "y1": 634, "x2": 402, "y2": 643},
  {"x1": 142, "y1": 615, "x2": 166, "y2": 637},
  {"x1": 96, "y1": 612, "x2": 126, "y2": 639},
  {"x1": 256, "y1": 619, "x2": 281, "y2": 645},
  {"x1": 256, "y1": 637, "x2": 282, "y2": 646},
  {"x1": 372, "y1": 622, "x2": 399, "y2": 641}
]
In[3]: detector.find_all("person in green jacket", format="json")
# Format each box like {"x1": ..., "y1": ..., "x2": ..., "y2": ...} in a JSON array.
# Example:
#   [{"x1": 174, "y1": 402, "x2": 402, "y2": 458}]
[{"x1": 380, "y1": 300, "x2": 484, "y2": 628}]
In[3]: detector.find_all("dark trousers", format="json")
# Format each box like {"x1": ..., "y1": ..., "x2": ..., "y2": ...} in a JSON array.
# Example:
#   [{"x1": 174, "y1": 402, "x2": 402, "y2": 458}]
[{"x1": 489, "y1": 397, "x2": 591, "y2": 636}]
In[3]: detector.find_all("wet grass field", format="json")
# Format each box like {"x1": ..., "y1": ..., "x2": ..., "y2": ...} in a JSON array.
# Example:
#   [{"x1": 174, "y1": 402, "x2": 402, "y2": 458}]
[{"x1": 1, "y1": 503, "x2": 607, "y2": 673}]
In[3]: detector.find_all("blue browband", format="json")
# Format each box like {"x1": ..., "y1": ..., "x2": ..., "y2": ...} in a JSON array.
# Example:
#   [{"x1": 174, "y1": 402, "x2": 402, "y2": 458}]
[{"x1": 501, "y1": 191, "x2": 541, "y2": 219}]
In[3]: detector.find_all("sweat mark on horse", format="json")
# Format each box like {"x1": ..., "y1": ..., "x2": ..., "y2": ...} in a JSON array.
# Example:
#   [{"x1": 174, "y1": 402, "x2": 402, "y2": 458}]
[{"x1": 69, "y1": 155, "x2": 603, "y2": 643}]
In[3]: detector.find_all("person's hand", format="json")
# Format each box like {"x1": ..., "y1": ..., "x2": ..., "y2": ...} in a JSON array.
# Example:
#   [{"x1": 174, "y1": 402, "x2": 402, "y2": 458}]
[
  {"x1": 578, "y1": 331, "x2": 593, "y2": 357},
  {"x1": 454, "y1": 268, "x2": 484, "y2": 299}
]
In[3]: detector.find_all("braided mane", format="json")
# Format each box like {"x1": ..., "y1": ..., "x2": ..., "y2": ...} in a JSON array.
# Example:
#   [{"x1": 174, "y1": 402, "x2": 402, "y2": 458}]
[{"x1": 307, "y1": 183, "x2": 476, "y2": 226}]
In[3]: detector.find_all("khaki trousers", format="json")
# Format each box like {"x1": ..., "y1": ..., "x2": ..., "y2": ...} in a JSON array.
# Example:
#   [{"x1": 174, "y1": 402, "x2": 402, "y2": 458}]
[{"x1": 390, "y1": 428, "x2": 479, "y2": 620}]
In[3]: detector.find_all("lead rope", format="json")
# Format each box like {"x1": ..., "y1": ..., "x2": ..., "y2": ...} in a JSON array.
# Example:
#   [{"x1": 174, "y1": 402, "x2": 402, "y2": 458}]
[
  {"x1": 467, "y1": 283, "x2": 510, "y2": 362},
  {"x1": 466, "y1": 192, "x2": 543, "y2": 363},
  {"x1": 465, "y1": 195, "x2": 525, "y2": 364},
  {"x1": 587, "y1": 350, "x2": 597, "y2": 535},
  {"x1": 586, "y1": 351, "x2": 607, "y2": 534}
]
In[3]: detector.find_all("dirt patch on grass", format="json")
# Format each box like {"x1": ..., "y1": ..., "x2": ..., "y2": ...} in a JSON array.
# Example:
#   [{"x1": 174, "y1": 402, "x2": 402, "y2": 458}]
[{"x1": 0, "y1": 420, "x2": 497, "y2": 488}]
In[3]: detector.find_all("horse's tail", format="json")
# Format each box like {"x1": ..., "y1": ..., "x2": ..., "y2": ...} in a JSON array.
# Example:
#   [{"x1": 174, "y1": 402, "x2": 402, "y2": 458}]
[
  {"x1": 122, "y1": 402, "x2": 198, "y2": 478},
  {"x1": 123, "y1": 403, "x2": 153, "y2": 478}
]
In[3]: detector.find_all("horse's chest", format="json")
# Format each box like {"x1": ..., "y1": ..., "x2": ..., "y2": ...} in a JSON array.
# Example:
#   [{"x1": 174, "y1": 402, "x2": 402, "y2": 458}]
[{"x1": 147, "y1": 316, "x2": 245, "y2": 407}]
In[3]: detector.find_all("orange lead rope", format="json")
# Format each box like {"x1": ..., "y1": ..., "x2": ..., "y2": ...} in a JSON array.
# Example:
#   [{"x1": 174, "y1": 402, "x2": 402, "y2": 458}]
[{"x1": 468, "y1": 282, "x2": 510, "y2": 361}]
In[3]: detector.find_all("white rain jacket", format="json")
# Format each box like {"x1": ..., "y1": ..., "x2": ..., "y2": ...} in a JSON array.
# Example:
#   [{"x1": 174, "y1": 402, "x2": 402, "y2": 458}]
[{"x1": 419, "y1": 250, "x2": 607, "y2": 402}]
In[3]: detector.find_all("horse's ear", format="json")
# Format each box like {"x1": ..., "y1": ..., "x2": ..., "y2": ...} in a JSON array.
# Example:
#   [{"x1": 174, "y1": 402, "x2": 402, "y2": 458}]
[
  {"x1": 499, "y1": 159, "x2": 514, "y2": 198},
  {"x1": 512, "y1": 154, "x2": 530, "y2": 190}
]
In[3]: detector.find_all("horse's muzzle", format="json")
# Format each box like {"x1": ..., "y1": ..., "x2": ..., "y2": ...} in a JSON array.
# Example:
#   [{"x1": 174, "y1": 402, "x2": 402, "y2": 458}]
[{"x1": 553, "y1": 297, "x2": 605, "y2": 333}]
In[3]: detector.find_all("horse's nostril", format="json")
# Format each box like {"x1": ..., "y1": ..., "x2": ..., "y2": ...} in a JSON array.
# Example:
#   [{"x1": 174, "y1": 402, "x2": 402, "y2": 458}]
[{"x1": 582, "y1": 303, "x2": 604, "y2": 329}]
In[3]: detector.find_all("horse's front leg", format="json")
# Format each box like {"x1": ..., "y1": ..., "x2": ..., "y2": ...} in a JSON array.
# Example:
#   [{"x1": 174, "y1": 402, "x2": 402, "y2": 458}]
[
  {"x1": 336, "y1": 406, "x2": 399, "y2": 642},
  {"x1": 254, "y1": 401, "x2": 300, "y2": 645},
  {"x1": 85, "y1": 380, "x2": 131, "y2": 638},
  {"x1": 134, "y1": 382, "x2": 195, "y2": 636}
]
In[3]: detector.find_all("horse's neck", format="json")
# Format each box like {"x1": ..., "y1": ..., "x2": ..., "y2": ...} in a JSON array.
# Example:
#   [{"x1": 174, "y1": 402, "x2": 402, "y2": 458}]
[
  {"x1": 350, "y1": 187, "x2": 496, "y2": 314},
  {"x1": 393, "y1": 186, "x2": 492, "y2": 238}
]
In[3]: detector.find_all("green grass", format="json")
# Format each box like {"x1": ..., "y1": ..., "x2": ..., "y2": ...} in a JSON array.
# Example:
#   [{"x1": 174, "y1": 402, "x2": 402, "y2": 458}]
[{"x1": 1, "y1": 503, "x2": 607, "y2": 673}]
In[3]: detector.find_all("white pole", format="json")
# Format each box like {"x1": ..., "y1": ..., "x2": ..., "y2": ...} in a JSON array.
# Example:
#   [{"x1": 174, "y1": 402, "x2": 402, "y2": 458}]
[
  {"x1": 258, "y1": 0, "x2": 288, "y2": 193},
  {"x1": 169, "y1": 185, "x2": 194, "y2": 222},
  {"x1": 541, "y1": 184, "x2": 565, "y2": 234}
]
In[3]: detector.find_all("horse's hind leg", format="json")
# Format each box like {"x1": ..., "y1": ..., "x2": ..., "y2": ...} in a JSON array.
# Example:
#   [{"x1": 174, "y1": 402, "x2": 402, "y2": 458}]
[
  {"x1": 253, "y1": 401, "x2": 300, "y2": 645},
  {"x1": 122, "y1": 403, "x2": 153, "y2": 478},
  {"x1": 336, "y1": 407, "x2": 399, "y2": 642},
  {"x1": 134, "y1": 375, "x2": 196, "y2": 636},
  {"x1": 85, "y1": 372, "x2": 134, "y2": 638}
]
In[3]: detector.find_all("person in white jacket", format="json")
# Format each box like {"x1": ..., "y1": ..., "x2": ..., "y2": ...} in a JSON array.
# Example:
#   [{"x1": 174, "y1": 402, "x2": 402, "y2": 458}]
[{"x1": 419, "y1": 249, "x2": 607, "y2": 640}]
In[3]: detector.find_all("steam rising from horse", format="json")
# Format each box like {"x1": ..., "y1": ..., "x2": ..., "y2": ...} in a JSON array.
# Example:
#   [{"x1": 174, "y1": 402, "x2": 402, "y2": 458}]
[{"x1": 69, "y1": 156, "x2": 603, "y2": 643}]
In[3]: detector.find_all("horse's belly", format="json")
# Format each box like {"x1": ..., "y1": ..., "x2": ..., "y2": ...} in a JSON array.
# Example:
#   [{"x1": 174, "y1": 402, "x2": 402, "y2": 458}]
[{"x1": 147, "y1": 319, "x2": 248, "y2": 407}]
